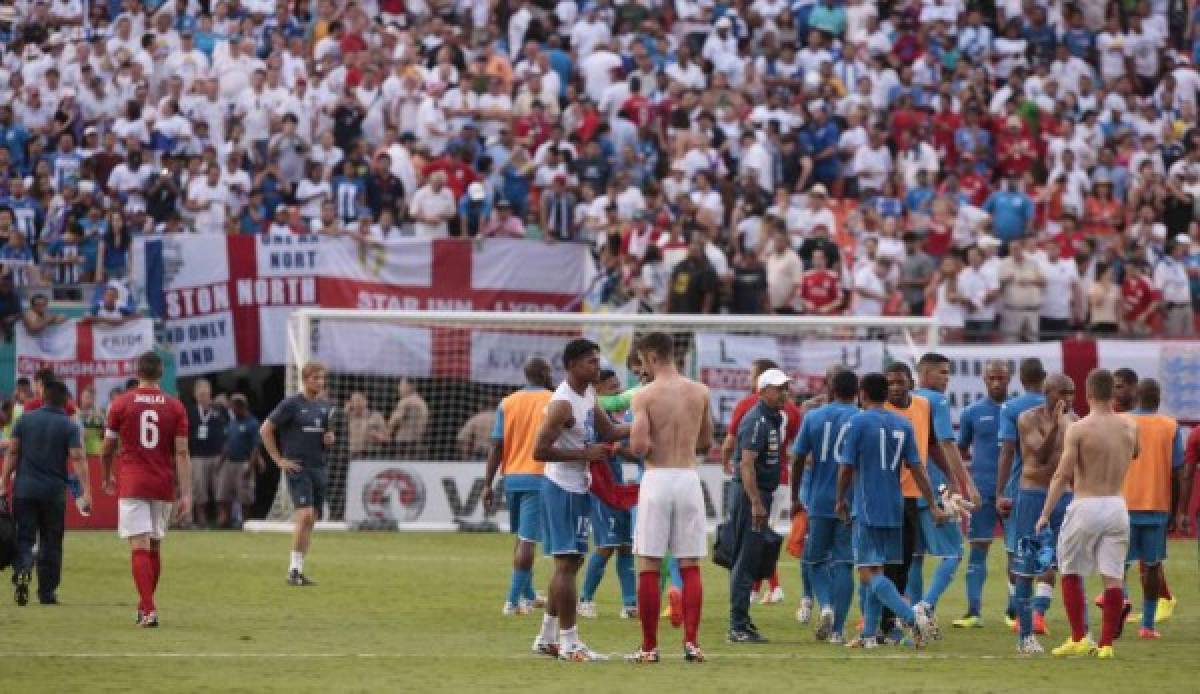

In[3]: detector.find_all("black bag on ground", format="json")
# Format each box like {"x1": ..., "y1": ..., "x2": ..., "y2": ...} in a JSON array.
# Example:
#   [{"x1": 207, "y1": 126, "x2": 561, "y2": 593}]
[
  {"x1": 0, "y1": 502, "x2": 15, "y2": 572},
  {"x1": 753, "y1": 526, "x2": 783, "y2": 581},
  {"x1": 712, "y1": 521, "x2": 734, "y2": 569}
]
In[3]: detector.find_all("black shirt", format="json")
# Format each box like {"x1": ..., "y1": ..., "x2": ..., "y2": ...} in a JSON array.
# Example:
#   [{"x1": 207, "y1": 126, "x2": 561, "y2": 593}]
[
  {"x1": 365, "y1": 173, "x2": 406, "y2": 220},
  {"x1": 668, "y1": 256, "x2": 718, "y2": 313},
  {"x1": 731, "y1": 262, "x2": 768, "y2": 314},
  {"x1": 798, "y1": 237, "x2": 841, "y2": 270},
  {"x1": 188, "y1": 403, "x2": 229, "y2": 457},
  {"x1": 268, "y1": 394, "x2": 332, "y2": 468},
  {"x1": 12, "y1": 407, "x2": 81, "y2": 500}
]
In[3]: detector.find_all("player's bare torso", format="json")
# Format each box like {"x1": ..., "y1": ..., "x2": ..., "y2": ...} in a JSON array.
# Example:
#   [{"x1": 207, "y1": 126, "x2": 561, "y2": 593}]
[
  {"x1": 635, "y1": 375, "x2": 709, "y2": 469},
  {"x1": 1069, "y1": 414, "x2": 1138, "y2": 497},
  {"x1": 1018, "y1": 407, "x2": 1076, "y2": 489}
]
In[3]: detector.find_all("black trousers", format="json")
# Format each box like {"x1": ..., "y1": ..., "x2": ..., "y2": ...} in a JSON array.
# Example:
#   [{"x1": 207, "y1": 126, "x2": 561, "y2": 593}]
[
  {"x1": 728, "y1": 481, "x2": 775, "y2": 630},
  {"x1": 1039, "y1": 317, "x2": 1071, "y2": 342},
  {"x1": 13, "y1": 494, "x2": 66, "y2": 601},
  {"x1": 881, "y1": 498, "x2": 921, "y2": 632}
]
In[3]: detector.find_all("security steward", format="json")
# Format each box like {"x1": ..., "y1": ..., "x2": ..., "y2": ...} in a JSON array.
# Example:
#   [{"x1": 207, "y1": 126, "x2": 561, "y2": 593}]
[
  {"x1": 0, "y1": 381, "x2": 89, "y2": 605},
  {"x1": 727, "y1": 368, "x2": 790, "y2": 644}
]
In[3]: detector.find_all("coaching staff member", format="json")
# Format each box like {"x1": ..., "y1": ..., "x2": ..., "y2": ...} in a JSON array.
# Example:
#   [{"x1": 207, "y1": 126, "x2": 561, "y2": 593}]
[
  {"x1": 727, "y1": 368, "x2": 791, "y2": 644},
  {"x1": 0, "y1": 381, "x2": 89, "y2": 605}
]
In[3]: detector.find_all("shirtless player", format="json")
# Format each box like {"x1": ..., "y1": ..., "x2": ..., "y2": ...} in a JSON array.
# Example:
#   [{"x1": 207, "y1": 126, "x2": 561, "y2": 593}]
[
  {"x1": 626, "y1": 332, "x2": 713, "y2": 663},
  {"x1": 1012, "y1": 374, "x2": 1076, "y2": 654},
  {"x1": 1039, "y1": 369, "x2": 1139, "y2": 660}
]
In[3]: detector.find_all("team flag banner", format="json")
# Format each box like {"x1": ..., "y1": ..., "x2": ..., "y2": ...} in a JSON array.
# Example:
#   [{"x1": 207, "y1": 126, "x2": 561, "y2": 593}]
[
  {"x1": 15, "y1": 318, "x2": 155, "y2": 406},
  {"x1": 136, "y1": 236, "x2": 596, "y2": 377},
  {"x1": 885, "y1": 340, "x2": 1200, "y2": 424}
]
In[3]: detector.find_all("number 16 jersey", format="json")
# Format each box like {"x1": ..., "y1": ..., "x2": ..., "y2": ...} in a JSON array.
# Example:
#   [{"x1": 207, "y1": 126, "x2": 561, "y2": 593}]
[{"x1": 106, "y1": 386, "x2": 189, "y2": 501}]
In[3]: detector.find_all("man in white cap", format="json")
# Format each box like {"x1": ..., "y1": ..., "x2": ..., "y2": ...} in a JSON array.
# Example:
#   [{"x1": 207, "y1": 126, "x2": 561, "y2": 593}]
[
  {"x1": 790, "y1": 184, "x2": 837, "y2": 244},
  {"x1": 726, "y1": 366, "x2": 791, "y2": 643},
  {"x1": 1155, "y1": 235, "x2": 1195, "y2": 337}
]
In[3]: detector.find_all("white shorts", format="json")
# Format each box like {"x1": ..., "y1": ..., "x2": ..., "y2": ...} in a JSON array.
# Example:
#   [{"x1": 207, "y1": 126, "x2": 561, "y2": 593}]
[
  {"x1": 1057, "y1": 496, "x2": 1129, "y2": 579},
  {"x1": 632, "y1": 467, "x2": 707, "y2": 559},
  {"x1": 118, "y1": 499, "x2": 174, "y2": 540}
]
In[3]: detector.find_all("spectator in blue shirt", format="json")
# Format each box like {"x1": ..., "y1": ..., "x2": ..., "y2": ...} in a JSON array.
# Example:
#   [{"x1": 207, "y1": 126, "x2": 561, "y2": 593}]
[
  {"x1": 904, "y1": 170, "x2": 936, "y2": 215},
  {"x1": 1023, "y1": 7, "x2": 1057, "y2": 65},
  {"x1": 1062, "y1": 8, "x2": 1095, "y2": 59},
  {"x1": 799, "y1": 105, "x2": 841, "y2": 186},
  {"x1": 983, "y1": 174, "x2": 1035, "y2": 242},
  {"x1": 0, "y1": 105, "x2": 31, "y2": 173}
]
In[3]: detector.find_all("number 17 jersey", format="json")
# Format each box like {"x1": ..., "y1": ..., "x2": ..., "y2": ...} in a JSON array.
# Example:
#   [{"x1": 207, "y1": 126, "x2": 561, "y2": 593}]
[
  {"x1": 106, "y1": 386, "x2": 189, "y2": 501},
  {"x1": 837, "y1": 408, "x2": 920, "y2": 528}
]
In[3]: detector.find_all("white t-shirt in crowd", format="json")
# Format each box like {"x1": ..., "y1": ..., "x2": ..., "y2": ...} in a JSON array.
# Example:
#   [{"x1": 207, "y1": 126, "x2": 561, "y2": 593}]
[
  {"x1": 187, "y1": 178, "x2": 230, "y2": 233},
  {"x1": 852, "y1": 264, "x2": 886, "y2": 316},
  {"x1": 1039, "y1": 257, "x2": 1080, "y2": 320}
]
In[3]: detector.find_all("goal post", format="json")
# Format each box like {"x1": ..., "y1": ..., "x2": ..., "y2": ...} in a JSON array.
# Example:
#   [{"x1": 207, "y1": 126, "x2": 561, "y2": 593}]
[{"x1": 263, "y1": 309, "x2": 939, "y2": 528}]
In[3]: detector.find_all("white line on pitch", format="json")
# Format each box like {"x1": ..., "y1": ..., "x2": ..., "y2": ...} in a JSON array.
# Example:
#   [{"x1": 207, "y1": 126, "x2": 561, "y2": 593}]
[{"x1": 0, "y1": 652, "x2": 1017, "y2": 660}]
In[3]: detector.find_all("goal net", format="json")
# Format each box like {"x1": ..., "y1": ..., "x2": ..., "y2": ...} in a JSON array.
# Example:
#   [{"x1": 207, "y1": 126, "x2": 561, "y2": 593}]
[{"x1": 264, "y1": 309, "x2": 938, "y2": 528}]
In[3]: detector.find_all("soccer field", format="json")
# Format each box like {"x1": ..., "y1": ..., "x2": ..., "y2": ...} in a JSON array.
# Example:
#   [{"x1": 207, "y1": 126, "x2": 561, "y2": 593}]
[{"x1": 3, "y1": 532, "x2": 1196, "y2": 693}]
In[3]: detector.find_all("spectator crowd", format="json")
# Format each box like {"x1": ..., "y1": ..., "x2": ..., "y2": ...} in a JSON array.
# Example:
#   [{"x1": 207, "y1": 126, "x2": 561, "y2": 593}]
[{"x1": 0, "y1": 0, "x2": 1197, "y2": 341}]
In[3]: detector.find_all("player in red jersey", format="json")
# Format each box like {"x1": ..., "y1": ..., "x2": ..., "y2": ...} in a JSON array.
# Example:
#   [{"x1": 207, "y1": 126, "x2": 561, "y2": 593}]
[
  {"x1": 101, "y1": 352, "x2": 191, "y2": 628},
  {"x1": 1120, "y1": 260, "x2": 1159, "y2": 336},
  {"x1": 796, "y1": 249, "x2": 843, "y2": 315}
]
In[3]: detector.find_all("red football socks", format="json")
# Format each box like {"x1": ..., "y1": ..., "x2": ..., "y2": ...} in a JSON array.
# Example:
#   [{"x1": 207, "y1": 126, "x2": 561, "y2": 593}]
[
  {"x1": 1061, "y1": 574, "x2": 1087, "y2": 642},
  {"x1": 1099, "y1": 586, "x2": 1124, "y2": 647},
  {"x1": 768, "y1": 570, "x2": 779, "y2": 591},
  {"x1": 638, "y1": 570, "x2": 661, "y2": 651},
  {"x1": 132, "y1": 549, "x2": 156, "y2": 613},
  {"x1": 680, "y1": 565, "x2": 702, "y2": 646},
  {"x1": 151, "y1": 549, "x2": 161, "y2": 591}
]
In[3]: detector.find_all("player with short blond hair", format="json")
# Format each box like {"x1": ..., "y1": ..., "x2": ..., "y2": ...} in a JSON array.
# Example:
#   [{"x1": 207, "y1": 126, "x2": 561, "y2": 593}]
[
  {"x1": 1042, "y1": 369, "x2": 1139, "y2": 659},
  {"x1": 261, "y1": 360, "x2": 335, "y2": 586}
]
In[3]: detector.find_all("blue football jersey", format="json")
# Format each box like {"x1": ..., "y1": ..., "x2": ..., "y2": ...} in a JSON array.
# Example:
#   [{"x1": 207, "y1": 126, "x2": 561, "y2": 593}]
[
  {"x1": 837, "y1": 408, "x2": 920, "y2": 528},
  {"x1": 914, "y1": 387, "x2": 955, "y2": 488},
  {"x1": 792, "y1": 401, "x2": 859, "y2": 518},
  {"x1": 958, "y1": 397, "x2": 1003, "y2": 497}
]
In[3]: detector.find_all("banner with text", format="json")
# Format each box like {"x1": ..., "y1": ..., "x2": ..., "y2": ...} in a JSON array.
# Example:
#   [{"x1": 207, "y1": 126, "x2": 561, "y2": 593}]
[
  {"x1": 344, "y1": 461, "x2": 793, "y2": 531},
  {"x1": 16, "y1": 318, "x2": 155, "y2": 407},
  {"x1": 136, "y1": 237, "x2": 596, "y2": 377},
  {"x1": 695, "y1": 333, "x2": 885, "y2": 426}
]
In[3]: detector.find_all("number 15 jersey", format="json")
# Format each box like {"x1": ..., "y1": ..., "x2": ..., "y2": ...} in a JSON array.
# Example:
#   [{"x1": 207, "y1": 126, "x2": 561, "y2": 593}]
[{"x1": 106, "y1": 386, "x2": 189, "y2": 501}]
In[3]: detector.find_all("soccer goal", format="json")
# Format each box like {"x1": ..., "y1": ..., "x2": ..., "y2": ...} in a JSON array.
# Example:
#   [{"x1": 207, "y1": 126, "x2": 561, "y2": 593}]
[{"x1": 256, "y1": 309, "x2": 938, "y2": 529}]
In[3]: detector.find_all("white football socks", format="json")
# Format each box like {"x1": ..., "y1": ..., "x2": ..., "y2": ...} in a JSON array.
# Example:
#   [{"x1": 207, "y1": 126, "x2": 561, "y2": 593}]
[
  {"x1": 290, "y1": 551, "x2": 304, "y2": 573},
  {"x1": 540, "y1": 613, "x2": 559, "y2": 643},
  {"x1": 559, "y1": 625, "x2": 580, "y2": 648}
]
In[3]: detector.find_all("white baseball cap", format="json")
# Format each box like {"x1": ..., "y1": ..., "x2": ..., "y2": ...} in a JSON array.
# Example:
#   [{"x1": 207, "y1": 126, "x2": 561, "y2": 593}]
[{"x1": 757, "y1": 368, "x2": 790, "y2": 391}]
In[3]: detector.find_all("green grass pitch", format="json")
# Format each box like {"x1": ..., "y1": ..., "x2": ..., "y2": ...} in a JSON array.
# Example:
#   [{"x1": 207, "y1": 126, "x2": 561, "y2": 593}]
[{"x1": 3, "y1": 532, "x2": 1196, "y2": 692}]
